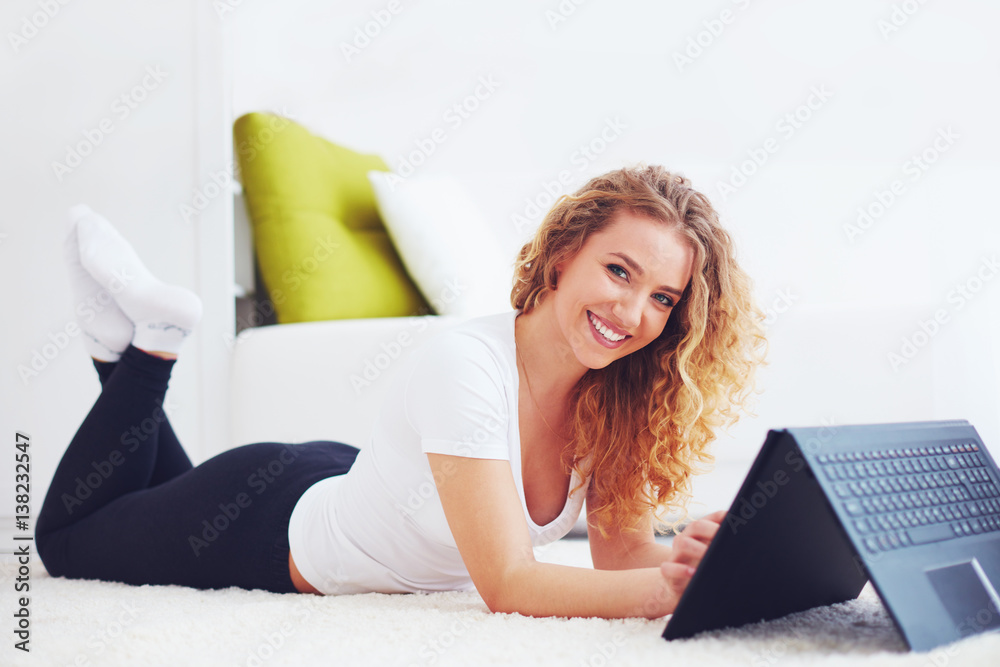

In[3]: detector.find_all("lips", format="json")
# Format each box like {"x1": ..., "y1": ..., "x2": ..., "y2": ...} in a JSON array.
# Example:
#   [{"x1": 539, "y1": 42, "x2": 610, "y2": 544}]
[{"x1": 587, "y1": 310, "x2": 631, "y2": 348}]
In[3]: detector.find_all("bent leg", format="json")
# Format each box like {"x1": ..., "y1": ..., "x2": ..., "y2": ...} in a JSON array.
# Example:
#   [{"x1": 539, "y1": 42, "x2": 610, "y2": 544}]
[
  {"x1": 56, "y1": 204, "x2": 203, "y2": 501},
  {"x1": 37, "y1": 441, "x2": 359, "y2": 592},
  {"x1": 92, "y1": 358, "x2": 193, "y2": 486},
  {"x1": 37, "y1": 344, "x2": 178, "y2": 539}
]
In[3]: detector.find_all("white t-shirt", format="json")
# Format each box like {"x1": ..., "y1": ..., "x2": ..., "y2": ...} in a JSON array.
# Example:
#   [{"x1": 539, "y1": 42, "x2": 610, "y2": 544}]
[{"x1": 287, "y1": 309, "x2": 588, "y2": 595}]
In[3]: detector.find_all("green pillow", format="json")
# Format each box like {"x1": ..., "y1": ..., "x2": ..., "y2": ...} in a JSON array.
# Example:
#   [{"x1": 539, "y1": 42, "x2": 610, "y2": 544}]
[{"x1": 234, "y1": 112, "x2": 430, "y2": 323}]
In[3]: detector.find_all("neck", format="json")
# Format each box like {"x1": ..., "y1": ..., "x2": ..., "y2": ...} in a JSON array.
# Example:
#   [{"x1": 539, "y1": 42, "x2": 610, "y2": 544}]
[{"x1": 514, "y1": 298, "x2": 589, "y2": 410}]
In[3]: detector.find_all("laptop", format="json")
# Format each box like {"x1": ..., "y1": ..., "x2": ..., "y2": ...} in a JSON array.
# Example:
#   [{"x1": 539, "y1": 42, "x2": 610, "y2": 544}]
[{"x1": 662, "y1": 419, "x2": 1000, "y2": 652}]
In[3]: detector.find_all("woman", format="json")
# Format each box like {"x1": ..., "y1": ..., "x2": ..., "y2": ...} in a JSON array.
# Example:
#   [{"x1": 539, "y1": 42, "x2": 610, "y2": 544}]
[{"x1": 37, "y1": 165, "x2": 766, "y2": 619}]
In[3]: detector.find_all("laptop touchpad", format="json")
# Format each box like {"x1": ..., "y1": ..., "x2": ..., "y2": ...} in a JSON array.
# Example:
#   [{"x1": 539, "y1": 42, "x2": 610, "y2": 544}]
[{"x1": 925, "y1": 559, "x2": 1000, "y2": 633}]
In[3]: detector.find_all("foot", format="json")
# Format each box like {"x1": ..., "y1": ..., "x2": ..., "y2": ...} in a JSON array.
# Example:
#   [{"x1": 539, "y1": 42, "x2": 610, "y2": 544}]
[
  {"x1": 74, "y1": 206, "x2": 203, "y2": 355},
  {"x1": 65, "y1": 205, "x2": 134, "y2": 361}
]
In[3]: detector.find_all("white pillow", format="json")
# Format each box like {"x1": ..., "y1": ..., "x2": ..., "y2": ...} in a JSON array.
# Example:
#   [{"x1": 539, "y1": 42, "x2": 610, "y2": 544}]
[{"x1": 368, "y1": 171, "x2": 513, "y2": 317}]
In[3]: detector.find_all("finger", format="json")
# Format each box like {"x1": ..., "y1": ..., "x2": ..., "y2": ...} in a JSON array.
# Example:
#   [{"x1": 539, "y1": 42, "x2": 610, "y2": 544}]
[
  {"x1": 678, "y1": 518, "x2": 721, "y2": 543},
  {"x1": 703, "y1": 509, "x2": 728, "y2": 524},
  {"x1": 660, "y1": 561, "x2": 696, "y2": 586},
  {"x1": 671, "y1": 533, "x2": 709, "y2": 564},
  {"x1": 659, "y1": 561, "x2": 697, "y2": 608}
]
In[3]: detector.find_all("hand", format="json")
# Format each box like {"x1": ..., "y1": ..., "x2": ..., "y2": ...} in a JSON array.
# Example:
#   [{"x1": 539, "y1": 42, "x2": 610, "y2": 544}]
[{"x1": 657, "y1": 509, "x2": 726, "y2": 613}]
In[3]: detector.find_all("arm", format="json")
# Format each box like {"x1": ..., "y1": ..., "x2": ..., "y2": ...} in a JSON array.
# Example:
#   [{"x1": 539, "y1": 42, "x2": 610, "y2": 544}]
[
  {"x1": 427, "y1": 452, "x2": 694, "y2": 619},
  {"x1": 586, "y1": 482, "x2": 726, "y2": 572}
]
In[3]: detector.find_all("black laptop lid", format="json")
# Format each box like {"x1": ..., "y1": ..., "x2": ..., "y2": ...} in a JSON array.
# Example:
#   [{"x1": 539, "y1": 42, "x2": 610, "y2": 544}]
[{"x1": 663, "y1": 428, "x2": 867, "y2": 640}]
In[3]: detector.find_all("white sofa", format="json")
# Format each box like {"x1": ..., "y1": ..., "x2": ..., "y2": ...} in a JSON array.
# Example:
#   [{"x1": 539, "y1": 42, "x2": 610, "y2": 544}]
[{"x1": 230, "y1": 314, "x2": 469, "y2": 450}]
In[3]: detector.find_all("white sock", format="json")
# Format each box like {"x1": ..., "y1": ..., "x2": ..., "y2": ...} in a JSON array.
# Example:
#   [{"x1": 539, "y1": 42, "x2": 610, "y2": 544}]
[
  {"x1": 74, "y1": 206, "x2": 203, "y2": 355},
  {"x1": 65, "y1": 205, "x2": 134, "y2": 362}
]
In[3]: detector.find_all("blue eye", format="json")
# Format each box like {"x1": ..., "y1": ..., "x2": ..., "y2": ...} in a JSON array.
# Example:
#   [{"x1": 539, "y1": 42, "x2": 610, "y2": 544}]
[
  {"x1": 609, "y1": 264, "x2": 675, "y2": 308},
  {"x1": 654, "y1": 294, "x2": 675, "y2": 307}
]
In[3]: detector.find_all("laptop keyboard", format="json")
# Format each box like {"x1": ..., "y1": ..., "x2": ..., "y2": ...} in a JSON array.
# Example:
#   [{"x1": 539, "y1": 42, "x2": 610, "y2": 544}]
[{"x1": 816, "y1": 443, "x2": 1000, "y2": 554}]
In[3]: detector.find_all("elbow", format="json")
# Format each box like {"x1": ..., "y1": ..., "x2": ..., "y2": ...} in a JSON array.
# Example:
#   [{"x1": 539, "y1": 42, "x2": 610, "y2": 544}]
[
  {"x1": 482, "y1": 593, "x2": 508, "y2": 614},
  {"x1": 478, "y1": 563, "x2": 531, "y2": 615},
  {"x1": 484, "y1": 593, "x2": 529, "y2": 616},
  {"x1": 480, "y1": 582, "x2": 518, "y2": 615}
]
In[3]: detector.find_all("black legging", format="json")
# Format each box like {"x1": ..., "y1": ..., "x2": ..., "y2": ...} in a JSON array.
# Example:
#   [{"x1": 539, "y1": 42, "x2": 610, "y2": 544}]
[{"x1": 36, "y1": 344, "x2": 359, "y2": 593}]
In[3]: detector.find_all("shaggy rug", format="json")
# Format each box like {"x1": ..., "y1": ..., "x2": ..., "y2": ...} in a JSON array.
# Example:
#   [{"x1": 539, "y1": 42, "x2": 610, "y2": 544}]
[{"x1": 3, "y1": 539, "x2": 997, "y2": 667}]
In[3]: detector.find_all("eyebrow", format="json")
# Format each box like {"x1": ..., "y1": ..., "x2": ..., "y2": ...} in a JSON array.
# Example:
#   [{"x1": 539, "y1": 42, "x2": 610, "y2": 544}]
[{"x1": 608, "y1": 252, "x2": 685, "y2": 299}]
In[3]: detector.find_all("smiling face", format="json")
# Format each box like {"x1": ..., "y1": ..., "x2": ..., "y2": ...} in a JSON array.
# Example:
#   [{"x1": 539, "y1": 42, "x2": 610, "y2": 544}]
[{"x1": 549, "y1": 209, "x2": 695, "y2": 370}]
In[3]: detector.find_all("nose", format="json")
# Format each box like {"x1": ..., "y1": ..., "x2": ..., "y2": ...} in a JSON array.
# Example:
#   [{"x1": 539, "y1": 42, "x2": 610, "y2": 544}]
[{"x1": 611, "y1": 292, "x2": 643, "y2": 332}]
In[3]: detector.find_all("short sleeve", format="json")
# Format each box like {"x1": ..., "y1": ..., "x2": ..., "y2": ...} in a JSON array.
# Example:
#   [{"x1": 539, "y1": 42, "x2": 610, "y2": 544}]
[{"x1": 404, "y1": 331, "x2": 511, "y2": 460}]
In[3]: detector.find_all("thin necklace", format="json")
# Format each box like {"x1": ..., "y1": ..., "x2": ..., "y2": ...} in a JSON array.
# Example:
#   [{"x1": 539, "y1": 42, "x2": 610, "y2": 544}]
[{"x1": 515, "y1": 322, "x2": 571, "y2": 441}]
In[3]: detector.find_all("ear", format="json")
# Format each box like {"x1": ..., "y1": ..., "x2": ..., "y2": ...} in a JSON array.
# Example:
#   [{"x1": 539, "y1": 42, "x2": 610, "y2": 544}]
[{"x1": 553, "y1": 260, "x2": 565, "y2": 288}]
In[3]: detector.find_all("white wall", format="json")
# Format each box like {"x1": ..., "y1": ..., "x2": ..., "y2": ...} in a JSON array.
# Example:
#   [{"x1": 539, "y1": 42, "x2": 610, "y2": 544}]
[
  {"x1": 1, "y1": 0, "x2": 997, "y2": 530},
  {"x1": 0, "y1": 1, "x2": 232, "y2": 544},
  {"x1": 227, "y1": 0, "x2": 1000, "y2": 510}
]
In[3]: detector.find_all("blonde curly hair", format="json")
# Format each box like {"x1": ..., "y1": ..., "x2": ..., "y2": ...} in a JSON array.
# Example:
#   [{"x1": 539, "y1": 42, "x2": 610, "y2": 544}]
[{"x1": 511, "y1": 165, "x2": 768, "y2": 536}]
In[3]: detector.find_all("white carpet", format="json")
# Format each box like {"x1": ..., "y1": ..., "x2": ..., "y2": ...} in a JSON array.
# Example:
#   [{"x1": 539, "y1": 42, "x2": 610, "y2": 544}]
[{"x1": 3, "y1": 539, "x2": 997, "y2": 667}]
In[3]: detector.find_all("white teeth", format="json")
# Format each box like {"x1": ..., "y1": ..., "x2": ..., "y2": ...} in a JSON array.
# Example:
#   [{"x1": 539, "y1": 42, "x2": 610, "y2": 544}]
[{"x1": 589, "y1": 313, "x2": 625, "y2": 342}]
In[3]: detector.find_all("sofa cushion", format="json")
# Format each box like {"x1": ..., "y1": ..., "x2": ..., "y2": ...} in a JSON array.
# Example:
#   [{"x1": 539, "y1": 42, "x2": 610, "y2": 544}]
[
  {"x1": 234, "y1": 112, "x2": 429, "y2": 323},
  {"x1": 368, "y1": 171, "x2": 512, "y2": 317}
]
